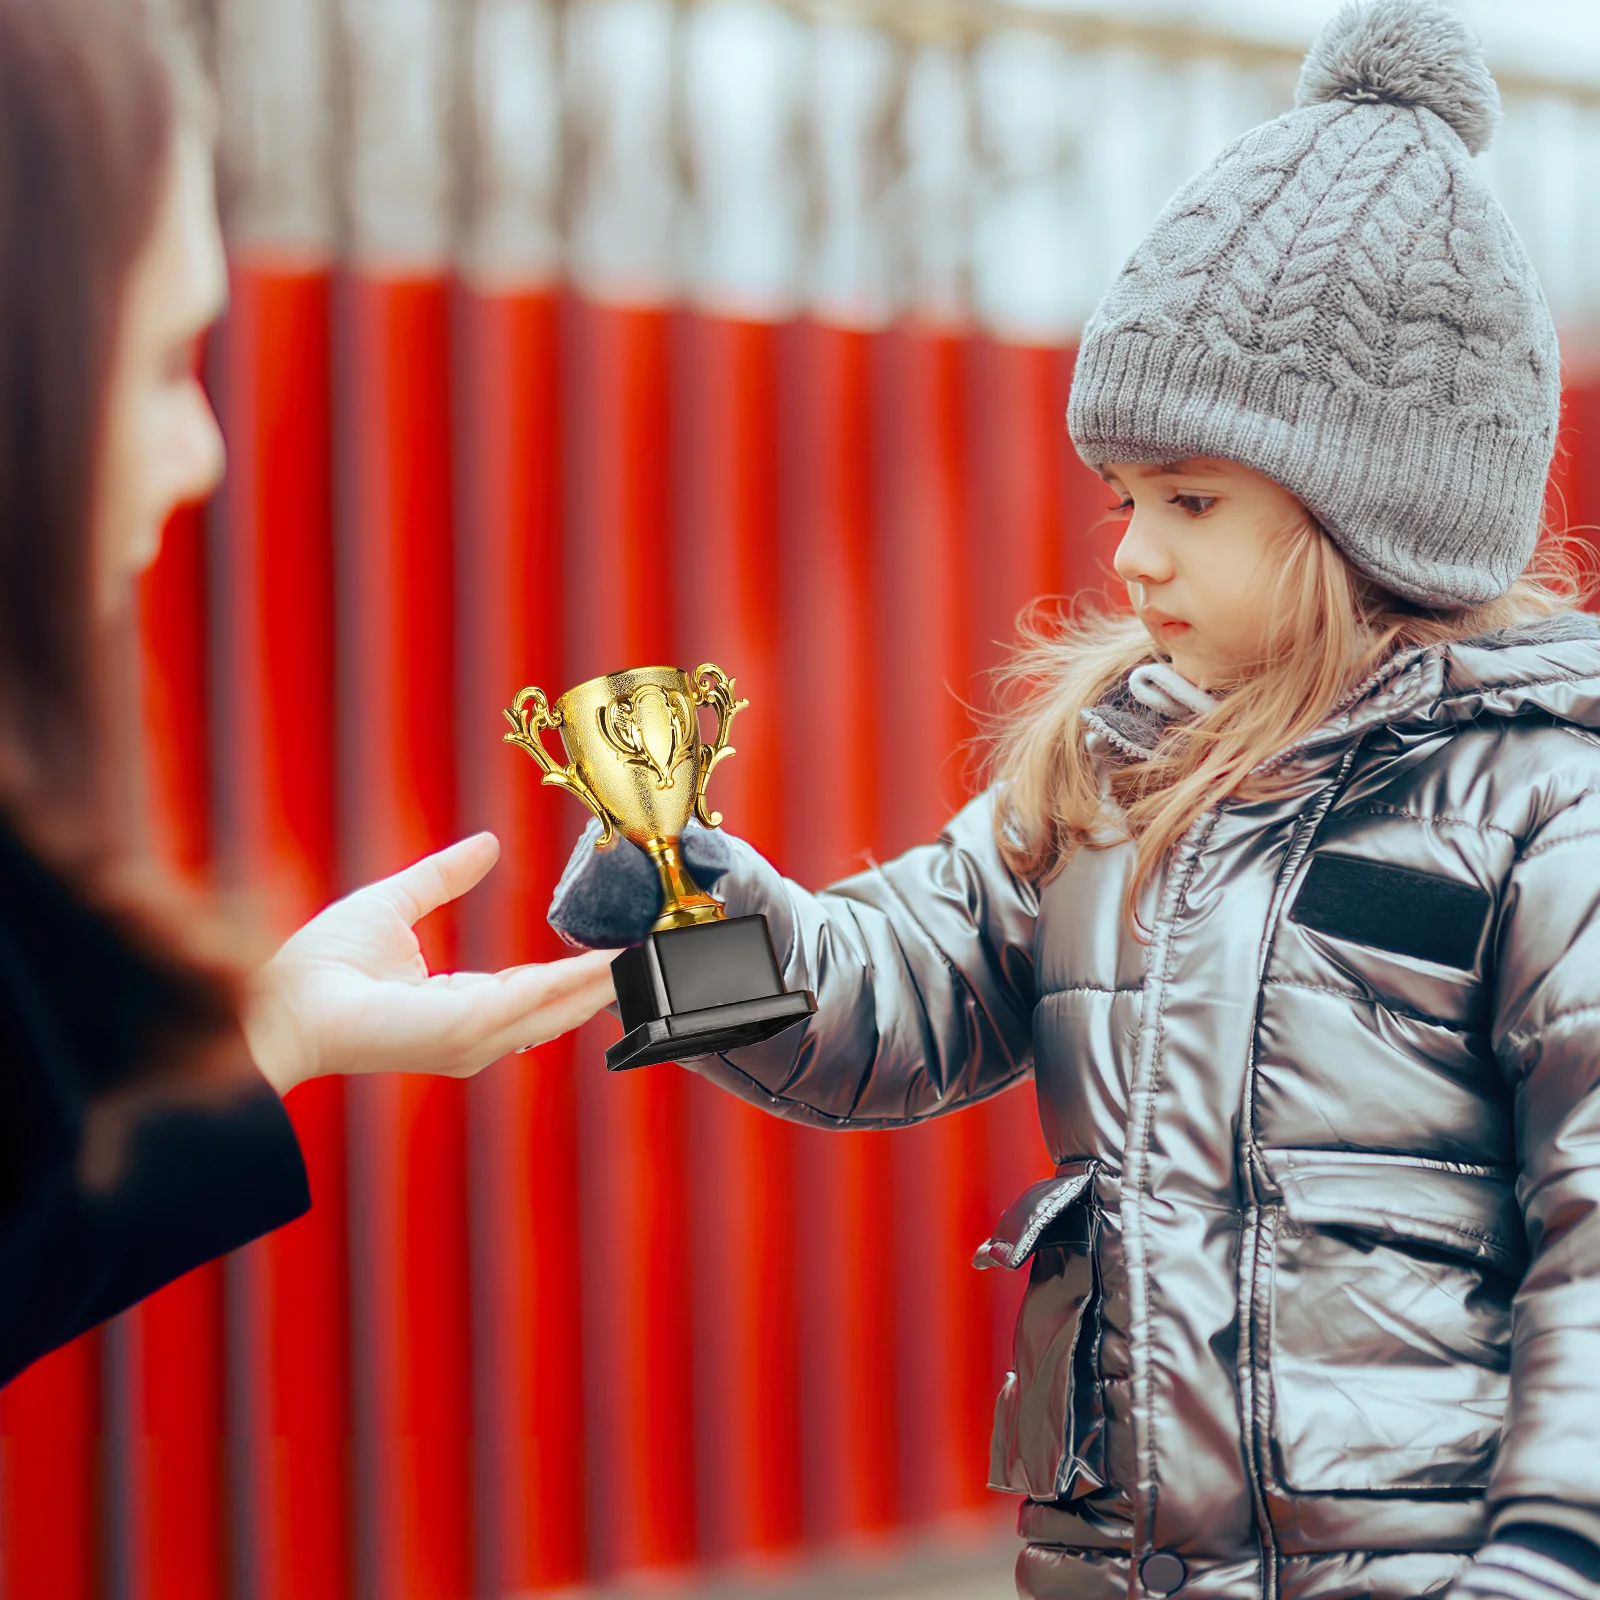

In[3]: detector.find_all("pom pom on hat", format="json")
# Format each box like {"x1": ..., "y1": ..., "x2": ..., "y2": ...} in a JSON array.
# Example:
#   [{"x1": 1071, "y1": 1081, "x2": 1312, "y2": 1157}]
[{"x1": 1295, "y1": 0, "x2": 1501, "y2": 155}]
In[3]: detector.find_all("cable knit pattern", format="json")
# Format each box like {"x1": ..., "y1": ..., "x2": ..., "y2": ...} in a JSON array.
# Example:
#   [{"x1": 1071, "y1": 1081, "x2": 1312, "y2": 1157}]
[{"x1": 1068, "y1": 1, "x2": 1560, "y2": 609}]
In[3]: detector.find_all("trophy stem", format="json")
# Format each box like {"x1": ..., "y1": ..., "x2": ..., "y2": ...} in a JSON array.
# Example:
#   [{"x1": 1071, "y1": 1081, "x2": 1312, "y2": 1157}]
[{"x1": 646, "y1": 839, "x2": 725, "y2": 933}]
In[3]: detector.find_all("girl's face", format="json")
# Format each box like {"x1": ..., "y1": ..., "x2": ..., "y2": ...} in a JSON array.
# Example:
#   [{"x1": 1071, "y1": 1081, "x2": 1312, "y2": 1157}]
[
  {"x1": 1104, "y1": 458, "x2": 1308, "y2": 689},
  {"x1": 94, "y1": 124, "x2": 228, "y2": 612}
]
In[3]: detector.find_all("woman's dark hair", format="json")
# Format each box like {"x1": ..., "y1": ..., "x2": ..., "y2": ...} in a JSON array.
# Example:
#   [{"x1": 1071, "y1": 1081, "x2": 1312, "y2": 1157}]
[
  {"x1": 0, "y1": 0, "x2": 173, "y2": 840},
  {"x1": 0, "y1": 0, "x2": 242, "y2": 1040}
]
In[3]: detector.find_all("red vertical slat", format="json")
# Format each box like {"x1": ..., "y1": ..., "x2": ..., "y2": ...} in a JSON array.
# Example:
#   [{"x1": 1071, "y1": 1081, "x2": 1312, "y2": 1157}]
[
  {"x1": 1554, "y1": 371, "x2": 1600, "y2": 605},
  {"x1": 456, "y1": 286, "x2": 586, "y2": 1591},
  {"x1": 126, "y1": 503, "x2": 229, "y2": 1600},
  {"x1": 970, "y1": 338, "x2": 1123, "y2": 635},
  {"x1": 1546, "y1": 389, "x2": 1579, "y2": 558},
  {"x1": 564, "y1": 299, "x2": 698, "y2": 1578},
  {"x1": 969, "y1": 340, "x2": 1066, "y2": 683},
  {"x1": 141, "y1": 512, "x2": 212, "y2": 880},
  {"x1": 875, "y1": 324, "x2": 994, "y2": 1526},
  {"x1": 0, "y1": 1337, "x2": 102, "y2": 1600},
  {"x1": 343, "y1": 277, "x2": 471, "y2": 1600},
  {"x1": 220, "y1": 262, "x2": 351, "y2": 1600},
  {"x1": 678, "y1": 312, "x2": 802, "y2": 1563},
  {"x1": 784, "y1": 320, "x2": 900, "y2": 1544}
]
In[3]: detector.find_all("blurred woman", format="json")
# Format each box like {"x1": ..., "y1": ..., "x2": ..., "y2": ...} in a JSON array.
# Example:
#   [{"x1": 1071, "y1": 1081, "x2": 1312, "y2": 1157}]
[{"x1": 0, "y1": 0, "x2": 615, "y2": 1385}]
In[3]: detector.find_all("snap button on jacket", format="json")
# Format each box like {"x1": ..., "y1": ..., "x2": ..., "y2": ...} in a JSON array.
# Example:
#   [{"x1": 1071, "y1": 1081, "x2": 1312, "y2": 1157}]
[{"x1": 695, "y1": 625, "x2": 1600, "y2": 1600}]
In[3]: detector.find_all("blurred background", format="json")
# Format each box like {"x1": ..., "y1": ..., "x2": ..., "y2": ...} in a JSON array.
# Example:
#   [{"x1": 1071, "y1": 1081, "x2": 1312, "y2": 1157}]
[{"x1": 3, "y1": 1, "x2": 1599, "y2": 1597}]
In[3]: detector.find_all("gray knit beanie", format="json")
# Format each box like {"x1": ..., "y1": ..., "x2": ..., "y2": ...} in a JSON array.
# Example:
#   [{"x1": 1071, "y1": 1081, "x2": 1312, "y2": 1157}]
[{"x1": 1066, "y1": 0, "x2": 1560, "y2": 609}]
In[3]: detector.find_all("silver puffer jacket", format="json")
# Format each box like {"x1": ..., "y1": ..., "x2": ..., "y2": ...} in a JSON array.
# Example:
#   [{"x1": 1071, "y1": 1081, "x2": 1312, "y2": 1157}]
[{"x1": 696, "y1": 621, "x2": 1600, "y2": 1600}]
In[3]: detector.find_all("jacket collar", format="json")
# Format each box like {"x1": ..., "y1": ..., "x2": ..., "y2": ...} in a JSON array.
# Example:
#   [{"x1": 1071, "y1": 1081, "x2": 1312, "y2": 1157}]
[{"x1": 1262, "y1": 612, "x2": 1600, "y2": 774}]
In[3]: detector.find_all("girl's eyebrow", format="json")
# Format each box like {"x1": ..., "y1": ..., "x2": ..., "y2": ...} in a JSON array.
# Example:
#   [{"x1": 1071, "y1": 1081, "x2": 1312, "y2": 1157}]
[
  {"x1": 1103, "y1": 459, "x2": 1220, "y2": 481},
  {"x1": 1143, "y1": 459, "x2": 1235, "y2": 485},
  {"x1": 1099, "y1": 460, "x2": 1227, "y2": 489}
]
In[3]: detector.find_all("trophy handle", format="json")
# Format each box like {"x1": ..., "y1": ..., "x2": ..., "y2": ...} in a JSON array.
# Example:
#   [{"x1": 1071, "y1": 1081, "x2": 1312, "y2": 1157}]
[
  {"x1": 690, "y1": 662, "x2": 749, "y2": 829},
  {"x1": 503, "y1": 686, "x2": 617, "y2": 847}
]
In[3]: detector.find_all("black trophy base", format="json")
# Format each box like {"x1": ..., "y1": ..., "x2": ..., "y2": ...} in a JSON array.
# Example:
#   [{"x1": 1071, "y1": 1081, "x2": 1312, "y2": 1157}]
[{"x1": 606, "y1": 914, "x2": 816, "y2": 1072}]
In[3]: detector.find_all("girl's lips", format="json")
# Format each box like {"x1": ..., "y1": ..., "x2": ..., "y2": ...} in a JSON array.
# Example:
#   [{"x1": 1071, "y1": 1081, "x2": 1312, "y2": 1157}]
[{"x1": 1142, "y1": 608, "x2": 1191, "y2": 639}]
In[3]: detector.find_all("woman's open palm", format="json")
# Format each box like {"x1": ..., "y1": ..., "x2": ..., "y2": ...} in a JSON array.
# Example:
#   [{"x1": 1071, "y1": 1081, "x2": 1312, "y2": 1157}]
[{"x1": 245, "y1": 833, "x2": 617, "y2": 1094}]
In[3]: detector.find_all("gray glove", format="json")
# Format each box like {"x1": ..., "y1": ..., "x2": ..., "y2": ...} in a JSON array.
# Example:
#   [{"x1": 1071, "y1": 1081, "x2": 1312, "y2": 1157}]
[{"x1": 547, "y1": 817, "x2": 734, "y2": 948}]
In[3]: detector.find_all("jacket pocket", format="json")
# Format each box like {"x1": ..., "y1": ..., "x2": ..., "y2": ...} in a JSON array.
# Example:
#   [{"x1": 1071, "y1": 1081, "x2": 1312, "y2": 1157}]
[
  {"x1": 1259, "y1": 1149, "x2": 1520, "y2": 1496},
  {"x1": 977, "y1": 1160, "x2": 1104, "y2": 1500}
]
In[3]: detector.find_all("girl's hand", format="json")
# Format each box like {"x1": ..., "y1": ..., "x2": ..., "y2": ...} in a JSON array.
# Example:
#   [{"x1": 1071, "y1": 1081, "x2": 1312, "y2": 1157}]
[{"x1": 244, "y1": 832, "x2": 618, "y2": 1096}]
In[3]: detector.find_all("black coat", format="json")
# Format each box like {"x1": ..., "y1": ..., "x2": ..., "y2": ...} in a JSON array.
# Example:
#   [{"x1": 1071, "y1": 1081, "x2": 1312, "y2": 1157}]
[{"x1": 0, "y1": 817, "x2": 308, "y2": 1384}]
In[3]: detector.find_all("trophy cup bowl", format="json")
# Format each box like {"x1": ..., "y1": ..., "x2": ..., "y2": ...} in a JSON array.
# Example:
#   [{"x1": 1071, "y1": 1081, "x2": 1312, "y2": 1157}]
[{"x1": 504, "y1": 662, "x2": 816, "y2": 1072}]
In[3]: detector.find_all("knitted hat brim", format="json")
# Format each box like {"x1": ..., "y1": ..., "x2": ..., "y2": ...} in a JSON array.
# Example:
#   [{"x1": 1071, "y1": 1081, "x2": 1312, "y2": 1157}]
[{"x1": 1068, "y1": 328, "x2": 1554, "y2": 609}]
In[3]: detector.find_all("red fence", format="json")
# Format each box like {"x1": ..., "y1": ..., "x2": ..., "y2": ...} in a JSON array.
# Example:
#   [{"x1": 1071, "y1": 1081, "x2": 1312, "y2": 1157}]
[{"x1": 1, "y1": 269, "x2": 1596, "y2": 1597}]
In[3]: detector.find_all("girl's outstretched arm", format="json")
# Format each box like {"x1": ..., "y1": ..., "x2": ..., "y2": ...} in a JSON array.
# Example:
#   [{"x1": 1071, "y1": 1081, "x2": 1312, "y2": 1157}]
[{"x1": 686, "y1": 789, "x2": 1039, "y2": 1128}]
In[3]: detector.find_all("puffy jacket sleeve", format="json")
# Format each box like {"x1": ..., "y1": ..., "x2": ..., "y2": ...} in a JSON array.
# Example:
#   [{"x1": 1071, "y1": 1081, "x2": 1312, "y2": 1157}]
[
  {"x1": 688, "y1": 789, "x2": 1039, "y2": 1128},
  {"x1": 1487, "y1": 782, "x2": 1600, "y2": 1519}
]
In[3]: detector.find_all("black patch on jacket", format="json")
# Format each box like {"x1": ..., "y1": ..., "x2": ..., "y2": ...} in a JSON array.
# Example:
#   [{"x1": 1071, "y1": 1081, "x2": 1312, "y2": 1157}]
[{"x1": 1288, "y1": 854, "x2": 1492, "y2": 971}]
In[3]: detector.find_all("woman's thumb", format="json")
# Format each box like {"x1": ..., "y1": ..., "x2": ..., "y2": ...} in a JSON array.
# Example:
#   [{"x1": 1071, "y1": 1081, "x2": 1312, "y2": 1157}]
[{"x1": 363, "y1": 832, "x2": 501, "y2": 926}]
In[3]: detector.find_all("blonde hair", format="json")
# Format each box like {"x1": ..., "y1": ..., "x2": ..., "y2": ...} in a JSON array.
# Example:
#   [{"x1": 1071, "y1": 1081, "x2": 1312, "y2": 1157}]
[{"x1": 988, "y1": 509, "x2": 1590, "y2": 927}]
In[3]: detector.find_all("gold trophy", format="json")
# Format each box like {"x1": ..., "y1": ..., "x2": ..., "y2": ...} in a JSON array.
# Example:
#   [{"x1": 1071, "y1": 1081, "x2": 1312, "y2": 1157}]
[{"x1": 504, "y1": 663, "x2": 815, "y2": 1071}]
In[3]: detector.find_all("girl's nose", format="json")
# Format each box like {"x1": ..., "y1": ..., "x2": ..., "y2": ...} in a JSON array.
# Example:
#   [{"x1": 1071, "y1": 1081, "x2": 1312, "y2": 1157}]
[{"x1": 1112, "y1": 514, "x2": 1174, "y2": 589}]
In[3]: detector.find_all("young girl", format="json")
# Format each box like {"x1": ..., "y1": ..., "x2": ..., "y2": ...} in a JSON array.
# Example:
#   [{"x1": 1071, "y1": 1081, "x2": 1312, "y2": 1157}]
[{"x1": 554, "y1": 4, "x2": 1600, "y2": 1598}]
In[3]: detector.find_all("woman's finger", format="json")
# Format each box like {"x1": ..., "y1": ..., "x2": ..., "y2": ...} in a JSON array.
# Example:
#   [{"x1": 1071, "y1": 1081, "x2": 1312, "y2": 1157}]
[
  {"x1": 359, "y1": 832, "x2": 501, "y2": 928},
  {"x1": 304, "y1": 947, "x2": 618, "y2": 1082},
  {"x1": 470, "y1": 950, "x2": 619, "y2": 1065}
]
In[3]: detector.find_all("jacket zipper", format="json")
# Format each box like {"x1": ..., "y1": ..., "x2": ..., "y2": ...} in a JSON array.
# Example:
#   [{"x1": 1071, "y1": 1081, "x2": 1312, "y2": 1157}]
[
  {"x1": 1238, "y1": 1153, "x2": 1281, "y2": 1600},
  {"x1": 1236, "y1": 743, "x2": 1362, "y2": 1600}
]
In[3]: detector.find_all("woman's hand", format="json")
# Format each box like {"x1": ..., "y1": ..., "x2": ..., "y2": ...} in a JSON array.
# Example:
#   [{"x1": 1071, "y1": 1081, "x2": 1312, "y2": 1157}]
[{"x1": 244, "y1": 833, "x2": 617, "y2": 1096}]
